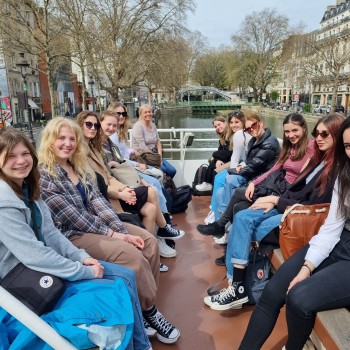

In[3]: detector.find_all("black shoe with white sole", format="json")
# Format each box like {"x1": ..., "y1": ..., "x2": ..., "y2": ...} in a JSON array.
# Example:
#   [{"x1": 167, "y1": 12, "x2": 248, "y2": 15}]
[{"x1": 143, "y1": 308, "x2": 180, "y2": 344}]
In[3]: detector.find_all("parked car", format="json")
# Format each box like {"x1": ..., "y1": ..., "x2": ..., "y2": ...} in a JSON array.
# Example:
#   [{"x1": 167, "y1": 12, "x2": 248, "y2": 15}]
[
  {"x1": 313, "y1": 104, "x2": 330, "y2": 113},
  {"x1": 335, "y1": 105, "x2": 345, "y2": 113}
]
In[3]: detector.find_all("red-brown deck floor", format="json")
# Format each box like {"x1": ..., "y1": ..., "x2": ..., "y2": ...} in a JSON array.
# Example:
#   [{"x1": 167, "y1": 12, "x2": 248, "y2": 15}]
[{"x1": 151, "y1": 196, "x2": 288, "y2": 350}]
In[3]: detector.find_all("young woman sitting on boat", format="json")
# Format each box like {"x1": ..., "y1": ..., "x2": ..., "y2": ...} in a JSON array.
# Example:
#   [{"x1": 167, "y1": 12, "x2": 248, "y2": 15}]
[
  {"x1": 195, "y1": 115, "x2": 234, "y2": 192},
  {"x1": 199, "y1": 113, "x2": 314, "y2": 237},
  {"x1": 212, "y1": 114, "x2": 281, "y2": 221},
  {"x1": 38, "y1": 117, "x2": 181, "y2": 344},
  {"x1": 204, "y1": 113, "x2": 343, "y2": 312},
  {"x1": 106, "y1": 102, "x2": 164, "y2": 181},
  {"x1": 99, "y1": 110, "x2": 184, "y2": 258},
  {"x1": 131, "y1": 104, "x2": 177, "y2": 178},
  {"x1": 238, "y1": 115, "x2": 350, "y2": 350},
  {"x1": 205, "y1": 110, "x2": 251, "y2": 223},
  {"x1": 0, "y1": 127, "x2": 151, "y2": 350},
  {"x1": 76, "y1": 110, "x2": 184, "y2": 241}
]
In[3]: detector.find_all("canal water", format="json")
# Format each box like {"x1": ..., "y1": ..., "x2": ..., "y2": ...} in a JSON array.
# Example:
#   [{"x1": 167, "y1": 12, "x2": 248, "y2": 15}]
[{"x1": 157, "y1": 113, "x2": 317, "y2": 160}]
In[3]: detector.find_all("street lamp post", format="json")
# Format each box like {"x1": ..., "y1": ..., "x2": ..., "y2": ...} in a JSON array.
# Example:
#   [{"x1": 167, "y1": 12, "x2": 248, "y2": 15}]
[
  {"x1": 88, "y1": 76, "x2": 95, "y2": 111},
  {"x1": 16, "y1": 53, "x2": 35, "y2": 147}
]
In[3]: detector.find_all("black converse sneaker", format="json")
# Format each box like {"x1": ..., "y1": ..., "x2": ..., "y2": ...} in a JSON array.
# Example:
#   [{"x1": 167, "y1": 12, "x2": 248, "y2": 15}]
[
  {"x1": 157, "y1": 225, "x2": 185, "y2": 240},
  {"x1": 144, "y1": 309, "x2": 180, "y2": 344},
  {"x1": 143, "y1": 317, "x2": 157, "y2": 337},
  {"x1": 204, "y1": 282, "x2": 248, "y2": 311}
]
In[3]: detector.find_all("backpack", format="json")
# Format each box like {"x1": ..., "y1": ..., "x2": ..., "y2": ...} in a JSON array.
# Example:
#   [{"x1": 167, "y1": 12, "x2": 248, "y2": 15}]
[
  {"x1": 244, "y1": 251, "x2": 272, "y2": 304},
  {"x1": 170, "y1": 185, "x2": 193, "y2": 214},
  {"x1": 192, "y1": 164, "x2": 211, "y2": 196}
]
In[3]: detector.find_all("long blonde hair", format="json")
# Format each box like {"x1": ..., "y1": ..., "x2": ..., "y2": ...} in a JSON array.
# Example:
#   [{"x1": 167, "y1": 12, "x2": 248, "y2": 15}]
[
  {"x1": 107, "y1": 102, "x2": 130, "y2": 142},
  {"x1": 38, "y1": 117, "x2": 95, "y2": 186}
]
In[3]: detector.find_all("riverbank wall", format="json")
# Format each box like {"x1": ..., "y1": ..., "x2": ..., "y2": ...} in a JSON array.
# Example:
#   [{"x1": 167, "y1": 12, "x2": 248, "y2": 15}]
[{"x1": 241, "y1": 106, "x2": 323, "y2": 123}]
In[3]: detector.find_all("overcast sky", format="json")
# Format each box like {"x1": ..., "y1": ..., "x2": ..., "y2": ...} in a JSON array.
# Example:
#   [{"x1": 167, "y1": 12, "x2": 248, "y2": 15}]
[{"x1": 187, "y1": 0, "x2": 335, "y2": 48}]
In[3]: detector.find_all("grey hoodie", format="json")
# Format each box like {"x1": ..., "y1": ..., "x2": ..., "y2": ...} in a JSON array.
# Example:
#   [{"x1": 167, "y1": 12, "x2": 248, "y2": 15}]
[{"x1": 0, "y1": 180, "x2": 94, "y2": 280}]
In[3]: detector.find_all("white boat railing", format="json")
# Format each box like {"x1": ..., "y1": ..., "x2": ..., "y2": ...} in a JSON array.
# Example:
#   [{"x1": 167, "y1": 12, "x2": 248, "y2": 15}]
[
  {"x1": 130, "y1": 127, "x2": 218, "y2": 160},
  {"x1": 0, "y1": 286, "x2": 77, "y2": 349},
  {"x1": 130, "y1": 127, "x2": 220, "y2": 186}
]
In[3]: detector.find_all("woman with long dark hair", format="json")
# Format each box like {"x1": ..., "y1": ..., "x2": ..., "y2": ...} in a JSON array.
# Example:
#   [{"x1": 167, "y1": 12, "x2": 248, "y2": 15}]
[{"x1": 238, "y1": 115, "x2": 350, "y2": 350}]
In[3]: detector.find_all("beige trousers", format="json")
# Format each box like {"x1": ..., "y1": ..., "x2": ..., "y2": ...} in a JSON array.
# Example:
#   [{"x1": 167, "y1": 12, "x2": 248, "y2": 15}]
[{"x1": 69, "y1": 222, "x2": 159, "y2": 310}]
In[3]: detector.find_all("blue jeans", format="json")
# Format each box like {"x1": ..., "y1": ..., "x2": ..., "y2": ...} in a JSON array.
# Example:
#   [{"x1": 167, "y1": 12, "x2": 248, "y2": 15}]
[
  {"x1": 214, "y1": 174, "x2": 246, "y2": 220},
  {"x1": 225, "y1": 209, "x2": 279, "y2": 278},
  {"x1": 161, "y1": 159, "x2": 176, "y2": 178},
  {"x1": 210, "y1": 170, "x2": 227, "y2": 212},
  {"x1": 140, "y1": 173, "x2": 167, "y2": 213},
  {"x1": 239, "y1": 229, "x2": 350, "y2": 350},
  {"x1": 99, "y1": 261, "x2": 151, "y2": 350}
]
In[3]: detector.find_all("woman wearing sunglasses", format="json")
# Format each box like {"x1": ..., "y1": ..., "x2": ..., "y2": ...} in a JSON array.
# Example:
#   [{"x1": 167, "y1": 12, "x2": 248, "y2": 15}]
[
  {"x1": 204, "y1": 113, "x2": 344, "y2": 312},
  {"x1": 198, "y1": 113, "x2": 314, "y2": 238},
  {"x1": 238, "y1": 114, "x2": 350, "y2": 350},
  {"x1": 38, "y1": 117, "x2": 181, "y2": 344},
  {"x1": 206, "y1": 114, "x2": 281, "y2": 224},
  {"x1": 76, "y1": 111, "x2": 184, "y2": 242}
]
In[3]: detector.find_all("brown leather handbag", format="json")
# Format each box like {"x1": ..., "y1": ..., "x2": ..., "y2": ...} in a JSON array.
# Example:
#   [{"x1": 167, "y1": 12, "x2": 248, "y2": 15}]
[{"x1": 279, "y1": 203, "x2": 330, "y2": 260}]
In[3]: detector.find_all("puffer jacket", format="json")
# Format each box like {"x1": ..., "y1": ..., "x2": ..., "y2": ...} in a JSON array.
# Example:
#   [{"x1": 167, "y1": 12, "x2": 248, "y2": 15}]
[{"x1": 239, "y1": 128, "x2": 280, "y2": 180}]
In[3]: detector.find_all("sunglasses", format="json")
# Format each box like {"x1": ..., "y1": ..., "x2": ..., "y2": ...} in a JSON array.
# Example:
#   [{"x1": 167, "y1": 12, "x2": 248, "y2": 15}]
[
  {"x1": 311, "y1": 130, "x2": 330, "y2": 139},
  {"x1": 116, "y1": 111, "x2": 127, "y2": 117},
  {"x1": 244, "y1": 121, "x2": 259, "y2": 133},
  {"x1": 84, "y1": 121, "x2": 101, "y2": 130}
]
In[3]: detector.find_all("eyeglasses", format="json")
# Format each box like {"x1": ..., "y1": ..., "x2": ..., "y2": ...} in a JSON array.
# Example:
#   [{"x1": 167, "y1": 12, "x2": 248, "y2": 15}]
[
  {"x1": 116, "y1": 111, "x2": 127, "y2": 117},
  {"x1": 84, "y1": 121, "x2": 101, "y2": 130},
  {"x1": 244, "y1": 121, "x2": 259, "y2": 133},
  {"x1": 311, "y1": 130, "x2": 330, "y2": 139}
]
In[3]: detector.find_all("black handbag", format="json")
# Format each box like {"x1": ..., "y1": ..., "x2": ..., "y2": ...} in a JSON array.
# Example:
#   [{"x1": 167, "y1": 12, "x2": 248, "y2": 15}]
[{"x1": 0, "y1": 201, "x2": 66, "y2": 315}]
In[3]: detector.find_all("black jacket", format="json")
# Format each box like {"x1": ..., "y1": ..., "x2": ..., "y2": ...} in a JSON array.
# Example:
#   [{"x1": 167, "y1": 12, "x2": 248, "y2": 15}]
[
  {"x1": 239, "y1": 128, "x2": 280, "y2": 180},
  {"x1": 212, "y1": 140, "x2": 232, "y2": 163},
  {"x1": 276, "y1": 165, "x2": 335, "y2": 213}
]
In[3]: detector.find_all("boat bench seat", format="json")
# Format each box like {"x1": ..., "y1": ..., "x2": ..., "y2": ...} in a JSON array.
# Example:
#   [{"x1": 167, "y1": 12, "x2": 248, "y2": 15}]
[{"x1": 270, "y1": 248, "x2": 350, "y2": 350}]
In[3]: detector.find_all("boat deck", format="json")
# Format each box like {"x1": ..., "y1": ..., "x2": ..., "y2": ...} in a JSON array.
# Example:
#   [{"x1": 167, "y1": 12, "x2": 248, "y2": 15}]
[{"x1": 152, "y1": 195, "x2": 288, "y2": 350}]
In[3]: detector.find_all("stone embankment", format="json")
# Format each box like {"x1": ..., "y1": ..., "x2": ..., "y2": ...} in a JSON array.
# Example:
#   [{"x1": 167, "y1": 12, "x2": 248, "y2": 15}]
[{"x1": 242, "y1": 106, "x2": 323, "y2": 123}]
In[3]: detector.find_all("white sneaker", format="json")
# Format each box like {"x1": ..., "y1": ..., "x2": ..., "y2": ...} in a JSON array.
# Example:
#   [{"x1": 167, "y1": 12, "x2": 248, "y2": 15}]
[
  {"x1": 204, "y1": 210, "x2": 215, "y2": 224},
  {"x1": 160, "y1": 263, "x2": 169, "y2": 272},
  {"x1": 214, "y1": 233, "x2": 228, "y2": 245},
  {"x1": 195, "y1": 182, "x2": 213, "y2": 192},
  {"x1": 143, "y1": 317, "x2": 157, "y2": 337},
  {"x1": 158, "y1": 238, "x2": 177, "y2": 258}
]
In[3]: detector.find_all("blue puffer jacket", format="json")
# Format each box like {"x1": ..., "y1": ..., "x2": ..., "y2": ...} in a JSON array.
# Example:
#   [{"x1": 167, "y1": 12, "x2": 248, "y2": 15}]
[
  {"x1": 239, "y1": 128, "x2": 280, "y2": 180},
  {"x1": 0, "y1": 279, "x2": 133, "y2": 350}
]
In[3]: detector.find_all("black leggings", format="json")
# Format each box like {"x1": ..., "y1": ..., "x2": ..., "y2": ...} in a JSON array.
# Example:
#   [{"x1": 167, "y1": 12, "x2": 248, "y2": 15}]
[{"x1": 239, "y1": 228, "x2": 350, "y2": 350}]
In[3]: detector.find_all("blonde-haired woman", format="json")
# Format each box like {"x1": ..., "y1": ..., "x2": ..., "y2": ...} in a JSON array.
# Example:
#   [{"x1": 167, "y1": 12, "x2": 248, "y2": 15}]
[
  {"x1": 132, "y1": 104, "x2": 177, "y2": 178},
  {"x1": 38, "y1": 117, "x2": 181, "y2": 344}
]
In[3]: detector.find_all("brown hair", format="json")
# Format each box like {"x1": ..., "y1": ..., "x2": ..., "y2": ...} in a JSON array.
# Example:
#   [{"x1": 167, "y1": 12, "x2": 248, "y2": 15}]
[
  {"x1": 278, "y1": 113, "x2": 308, "y2": 163},
  {"x1": 76, "y1": 110, "x2": 103, "y2": 152},
  {"x1": 0, "y1": 128, "x2": 40, "y2": 199}
]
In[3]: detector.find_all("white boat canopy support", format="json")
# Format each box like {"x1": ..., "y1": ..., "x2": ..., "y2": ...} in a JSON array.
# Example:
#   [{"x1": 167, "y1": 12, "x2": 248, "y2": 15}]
[{"x1": 0, "y1": 286, "x2": 77, "y2": 350}]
